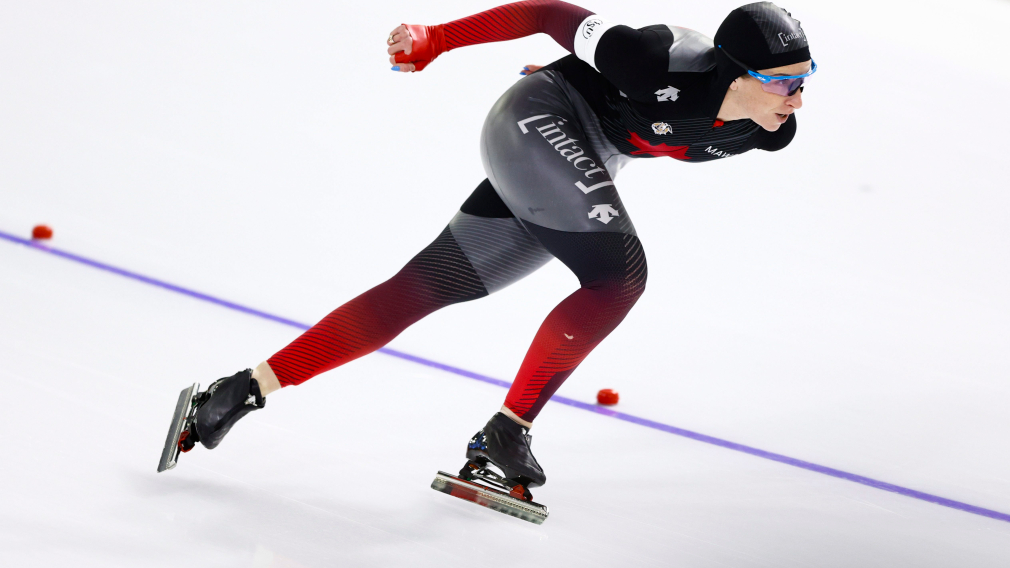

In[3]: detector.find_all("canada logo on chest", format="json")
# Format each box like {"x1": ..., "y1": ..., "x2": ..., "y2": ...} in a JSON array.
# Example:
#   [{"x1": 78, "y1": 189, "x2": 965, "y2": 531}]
[{"x1": 625, "y1": 131, "x2": 691, "y2": 160}]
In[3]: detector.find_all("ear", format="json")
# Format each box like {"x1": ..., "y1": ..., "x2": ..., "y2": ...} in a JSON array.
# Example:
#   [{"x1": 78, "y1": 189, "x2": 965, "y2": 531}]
[{"x1": 730, "y1": 78, "x2": 740, "y2": 91}]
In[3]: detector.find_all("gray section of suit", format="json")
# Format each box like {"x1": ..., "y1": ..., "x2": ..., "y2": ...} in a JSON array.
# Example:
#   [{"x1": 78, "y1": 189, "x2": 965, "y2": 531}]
[
  {"x1": 448, "y1": 212, "x2": 553, "y2": 295},
  {"x1": 666, "y1": 26, "x2": 717, "y2": 72},
  {"x1": 479, "y1": 70, "x2": 637, "y2": 236}
]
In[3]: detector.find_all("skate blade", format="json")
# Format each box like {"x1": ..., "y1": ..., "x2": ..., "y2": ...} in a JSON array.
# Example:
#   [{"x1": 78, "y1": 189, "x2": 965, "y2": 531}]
[
  {"x1": 157, "y1": 383, "x2": 198, "y2": 472},
  {"x1": 431, "y1": 471, "x2": 548, "y2": 525}
]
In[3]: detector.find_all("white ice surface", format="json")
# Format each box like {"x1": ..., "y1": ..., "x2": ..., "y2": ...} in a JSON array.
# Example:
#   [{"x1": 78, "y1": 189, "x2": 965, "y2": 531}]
[{"x1": 2, "y1": 1, "x2": 1010, "y2": 566}]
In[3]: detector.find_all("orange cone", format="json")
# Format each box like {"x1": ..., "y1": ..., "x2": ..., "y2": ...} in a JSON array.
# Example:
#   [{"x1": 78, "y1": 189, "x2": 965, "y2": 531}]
[
  {"x1": 32, "y1": 225, "x2": 53, "y2": 240},
  {"x1": 596, "y1": 389, "x2": 619, "y2": 405}
]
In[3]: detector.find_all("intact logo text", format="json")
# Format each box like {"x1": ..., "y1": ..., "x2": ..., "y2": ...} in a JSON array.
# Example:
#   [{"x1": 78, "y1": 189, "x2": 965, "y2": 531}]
[
  {"x1": 517, "y1": 115, "x2": 615, "y2": 196},
  {"x1": 778, "y1": 30, "x2": 804, "y2": 47}
]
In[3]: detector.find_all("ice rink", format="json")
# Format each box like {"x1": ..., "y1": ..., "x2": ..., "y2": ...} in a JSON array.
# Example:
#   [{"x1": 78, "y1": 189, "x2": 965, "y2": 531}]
[{"x1": 2, "y1": 1, "x2": 1010, "y2": 566}]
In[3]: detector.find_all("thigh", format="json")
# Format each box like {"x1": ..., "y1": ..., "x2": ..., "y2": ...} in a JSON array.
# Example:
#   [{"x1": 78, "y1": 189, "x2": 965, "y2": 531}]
[
  {"x1": 449, "y1": 180, "x2": 554, "y2": 295},
  {"x1": 480, "y1": 70, "x2": 637, "y2": 237}
]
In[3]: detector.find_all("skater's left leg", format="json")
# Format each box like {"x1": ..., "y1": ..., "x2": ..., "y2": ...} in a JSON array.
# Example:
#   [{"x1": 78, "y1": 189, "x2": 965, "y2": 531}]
[
  {"x1": 463, "y1": 227, "x2": 646, "y2": 488},
  {"x1": 460, "y1": 69, "x2": 645, "y2": 488}
]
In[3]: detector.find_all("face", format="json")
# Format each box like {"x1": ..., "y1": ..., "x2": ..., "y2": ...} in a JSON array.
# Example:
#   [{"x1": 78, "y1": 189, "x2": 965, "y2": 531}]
[{"x1": 730, "y1": 60, "x2": 810, "y2": 132}]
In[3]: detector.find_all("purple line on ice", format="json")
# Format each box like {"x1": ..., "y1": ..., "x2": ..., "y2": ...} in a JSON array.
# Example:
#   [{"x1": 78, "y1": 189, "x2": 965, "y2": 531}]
[{"x1": 3, "y1": 227, "x2": 1009, "y2": 525}]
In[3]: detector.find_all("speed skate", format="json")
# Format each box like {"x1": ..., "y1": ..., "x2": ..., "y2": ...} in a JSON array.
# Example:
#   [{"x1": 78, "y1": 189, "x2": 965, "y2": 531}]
[
  {"x1": 157, "y1": 370, "x2": 267, "y2": 472},
  {"x1": 431, "y1": 460, "x2": 549, "y2": 524}
]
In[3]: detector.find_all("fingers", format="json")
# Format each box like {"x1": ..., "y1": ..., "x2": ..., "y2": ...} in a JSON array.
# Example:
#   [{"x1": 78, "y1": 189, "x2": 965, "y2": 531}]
[
  {"x1": 391, "y1": 49, "x2": 422, "y2": 71},
  {"x1": 386, "y1": 25, "x2": 406, "y2": 45},
  {"x1": 386, "y1": 39, "x2": 412, "y2": 56},
  {"x1": 520, "y1": 64, "x2": 544, "y2": 76},
  {"x1": 385, "y1": 24, "x2": 412, "y2": 56},
  {"x1": 390, "y1": 50, "x2": 419, "y2": 65}
]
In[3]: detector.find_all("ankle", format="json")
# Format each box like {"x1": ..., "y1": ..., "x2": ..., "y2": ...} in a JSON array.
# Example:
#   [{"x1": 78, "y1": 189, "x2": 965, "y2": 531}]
[
  {"x1": 500, "y1": 405, "x2": 533, "y2": 429},
  {"x1": 252, "y1": 361, "x2": 281, "y2": 396}
]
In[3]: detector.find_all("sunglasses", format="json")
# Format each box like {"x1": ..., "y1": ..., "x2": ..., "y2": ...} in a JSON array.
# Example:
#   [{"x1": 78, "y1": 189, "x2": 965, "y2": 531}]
[{"x1": 718, "y1": 46, "x2": 816, "y2": 96}]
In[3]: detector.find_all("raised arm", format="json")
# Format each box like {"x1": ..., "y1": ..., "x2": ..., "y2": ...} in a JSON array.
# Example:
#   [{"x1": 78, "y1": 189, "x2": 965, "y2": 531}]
[{"x1": 387, "y1": 0, "x2": 594, "y2": 72}]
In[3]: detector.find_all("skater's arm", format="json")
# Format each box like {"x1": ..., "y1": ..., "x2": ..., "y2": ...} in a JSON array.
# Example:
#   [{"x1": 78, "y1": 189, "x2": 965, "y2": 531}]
[
  {"x1": 581, "y1": 24, "x2": 685, "y2": 99},
  {"x1": 387, "y1": 0, "x2": 594, "y2": 72},
  {"x1": 441, "y1": 0, "x2": 593, "y2": 53}
]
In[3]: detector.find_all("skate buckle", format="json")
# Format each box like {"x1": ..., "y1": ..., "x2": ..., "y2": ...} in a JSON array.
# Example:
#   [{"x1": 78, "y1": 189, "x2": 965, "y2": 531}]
[
  {"x1": 508, "y1": 484, "x2": 528, "y2": 501},
  {"x1": 177, "y1": 431, "x2": 195, "y2": 453}
]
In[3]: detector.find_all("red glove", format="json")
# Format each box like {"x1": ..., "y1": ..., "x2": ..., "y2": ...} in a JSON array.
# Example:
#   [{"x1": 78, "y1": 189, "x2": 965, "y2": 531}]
[{"x1": 393, "y1": 24, "x2": 447, "y2": 72}]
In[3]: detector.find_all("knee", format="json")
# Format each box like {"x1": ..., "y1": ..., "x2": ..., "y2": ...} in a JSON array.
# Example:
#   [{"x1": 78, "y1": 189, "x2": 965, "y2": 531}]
[
  {"x1": 626, "y1": 259, "x2": 648, "y2": 300},
  {"x1": 625, "y1": 246, "x2": 648, "y2": 299},
  {"x1": 585, "y1": 252, "x2": 647, "y2": 305},
  {"x1": 532, "y1": 228, "x2": 649, "y2": 304}
]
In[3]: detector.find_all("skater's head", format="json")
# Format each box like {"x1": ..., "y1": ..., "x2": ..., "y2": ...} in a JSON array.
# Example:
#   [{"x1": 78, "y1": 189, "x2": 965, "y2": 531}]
[{"x1": 715, "y1": 2, "x2": 814, "y2": 131}]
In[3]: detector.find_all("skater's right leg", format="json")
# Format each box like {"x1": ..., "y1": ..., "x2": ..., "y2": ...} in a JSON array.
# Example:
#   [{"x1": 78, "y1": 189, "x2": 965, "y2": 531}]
[{"x1": 252, "y1": 361, "x2": 281, "y2": 396}]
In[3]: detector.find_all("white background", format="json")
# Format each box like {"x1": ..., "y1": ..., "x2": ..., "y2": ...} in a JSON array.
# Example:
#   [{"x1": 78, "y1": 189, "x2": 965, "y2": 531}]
[{"x1": 2, "y1": 1, "x2": 1009, "y2": 566}]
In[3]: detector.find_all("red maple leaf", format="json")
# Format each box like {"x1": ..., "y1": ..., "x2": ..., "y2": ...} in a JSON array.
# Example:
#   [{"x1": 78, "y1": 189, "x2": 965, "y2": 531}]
[{"x1": 626, "y1": 131, "x2": 691, "y2": 160}]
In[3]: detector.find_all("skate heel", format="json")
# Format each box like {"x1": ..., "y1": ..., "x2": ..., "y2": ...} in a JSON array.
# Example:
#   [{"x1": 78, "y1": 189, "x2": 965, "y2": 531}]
[
  {"x1": 507, "y1": 482, "x2": 532, "y2": 502},
  {"x1": 475, "y1": 463, "x2": 534, "y2": 502},
  {"x1": 177, "y1": 428, "x2": 198, "y2": 453}
]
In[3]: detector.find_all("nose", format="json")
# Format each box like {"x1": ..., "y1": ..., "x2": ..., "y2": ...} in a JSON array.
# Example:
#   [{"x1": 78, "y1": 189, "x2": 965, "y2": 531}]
[{"x1": 786, "y1": 89, "x2": 803, "y2": 110}]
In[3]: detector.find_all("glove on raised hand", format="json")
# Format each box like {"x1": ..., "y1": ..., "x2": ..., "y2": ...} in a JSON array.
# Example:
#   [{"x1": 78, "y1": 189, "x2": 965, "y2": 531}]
[{"x1": 393, "y1": 24, "x2": 447, "y2": 72}]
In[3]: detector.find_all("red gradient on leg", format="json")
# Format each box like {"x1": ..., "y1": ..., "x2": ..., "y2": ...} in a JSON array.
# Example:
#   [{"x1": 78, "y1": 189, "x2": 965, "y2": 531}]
[
  {"x1": 267, "y1": 228, "x2": 486, "y2": 386},
  {"x1": 268, "y1": 277, "x2": 426, "y2": 386},
  {"x1": 504, "y1": 276, "x2": 644, "y2": 421}
]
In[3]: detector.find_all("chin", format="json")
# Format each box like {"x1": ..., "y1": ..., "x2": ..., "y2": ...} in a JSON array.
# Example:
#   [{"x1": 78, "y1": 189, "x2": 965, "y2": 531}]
[{"x1": 757, "y1": 119, "x2": 782, "y2": 132}]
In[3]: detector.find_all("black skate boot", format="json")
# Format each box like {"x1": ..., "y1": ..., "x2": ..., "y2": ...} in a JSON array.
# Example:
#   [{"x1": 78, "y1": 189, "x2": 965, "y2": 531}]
[
  {"x1": 157, "y1": 369, "x2": 265, "y2": 472},
  {"x1": 192, "y1": 369, "x2": 266, "y2": 449},
  {"x1": 465, "y1": 412, "x2": 546, "y2": 489},
  {"x1": 430, "y1": 412, "x2": 549, "y2": 524}
]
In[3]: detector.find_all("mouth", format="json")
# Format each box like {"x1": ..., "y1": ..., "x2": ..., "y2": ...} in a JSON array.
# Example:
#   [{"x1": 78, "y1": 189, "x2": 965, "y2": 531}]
[{"x1": 775, "y1": 112, "x2": 791, "y2": 123}]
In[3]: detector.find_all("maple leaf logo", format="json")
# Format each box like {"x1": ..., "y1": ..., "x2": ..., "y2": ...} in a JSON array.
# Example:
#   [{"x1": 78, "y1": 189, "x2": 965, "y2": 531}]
[{"x1": 625, "y1": 131, "x2": 691, "y2": 160}]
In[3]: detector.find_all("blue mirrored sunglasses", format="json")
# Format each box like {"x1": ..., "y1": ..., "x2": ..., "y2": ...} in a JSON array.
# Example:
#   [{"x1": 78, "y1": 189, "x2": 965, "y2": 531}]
[{"x1": 718, "y1": 45, "x2": 816, "y2": 96}]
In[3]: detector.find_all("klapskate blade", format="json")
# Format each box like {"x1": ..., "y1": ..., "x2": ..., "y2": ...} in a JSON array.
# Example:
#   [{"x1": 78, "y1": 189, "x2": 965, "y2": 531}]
[
  {"x1": 157, "y1": 383, "x2": 198, "y2": 473},
  {"x1": 431, "y1": 471, "x2": 548, "y2": 525}
]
